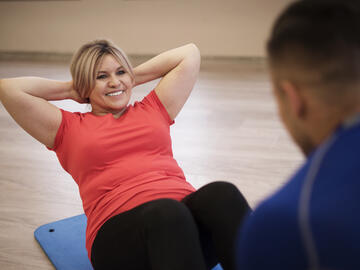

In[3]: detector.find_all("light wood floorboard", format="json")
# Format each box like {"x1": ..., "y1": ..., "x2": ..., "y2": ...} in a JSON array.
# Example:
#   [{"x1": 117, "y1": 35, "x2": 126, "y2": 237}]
[{"x1": 0, "y1": 57, "x2": 303, "y2": 269}]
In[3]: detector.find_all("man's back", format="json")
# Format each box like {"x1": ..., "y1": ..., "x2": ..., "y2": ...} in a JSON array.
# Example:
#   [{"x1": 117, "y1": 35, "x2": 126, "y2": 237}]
[{"x1": 237, "y1": 115, "x2": 360, "y2": 270}]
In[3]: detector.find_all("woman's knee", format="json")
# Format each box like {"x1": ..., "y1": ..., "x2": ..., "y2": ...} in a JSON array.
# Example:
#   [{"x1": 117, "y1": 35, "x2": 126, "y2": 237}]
[
  {"x1": 142, "y1": 198, "x2": 195, "y2": 230},
  {"x1": 209, "y1": 181, "x2": 250, "y2": 213},
  {"x1": 189, "y1": 181, "x2": 247, "y2": 207},
  {"x1": 204, "y1": 181, "x2": 241, "y2": 198},
  {"x1": 183, "y1": 181, "x2": 251, "y2": 224}
]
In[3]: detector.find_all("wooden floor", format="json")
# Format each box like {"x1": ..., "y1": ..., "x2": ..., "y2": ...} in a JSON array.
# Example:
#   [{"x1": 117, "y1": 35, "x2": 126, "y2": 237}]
[{"x1": 0, "y1": 57, "x2": 303, "y2": 269}]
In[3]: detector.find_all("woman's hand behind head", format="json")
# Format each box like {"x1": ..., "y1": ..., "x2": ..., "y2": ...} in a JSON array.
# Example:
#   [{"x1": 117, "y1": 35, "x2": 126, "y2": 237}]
[{"x1": 68, "y1": 81, "x2": 90, "y2": 104}]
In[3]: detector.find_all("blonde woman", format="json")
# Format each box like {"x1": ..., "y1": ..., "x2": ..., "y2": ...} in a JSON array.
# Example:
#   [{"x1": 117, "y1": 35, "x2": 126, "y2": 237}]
[{"x1": 0, "y1": 40, "x2": 250, "y2": 270}]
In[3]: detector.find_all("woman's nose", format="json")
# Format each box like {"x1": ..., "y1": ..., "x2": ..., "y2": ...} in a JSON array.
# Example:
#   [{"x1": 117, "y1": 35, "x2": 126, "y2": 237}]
[{"x1": 108, "y1": 76, "x2": 121, "y2": 88}]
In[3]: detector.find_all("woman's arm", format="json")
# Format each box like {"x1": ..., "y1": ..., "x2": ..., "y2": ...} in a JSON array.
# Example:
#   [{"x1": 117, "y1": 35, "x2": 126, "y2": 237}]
[
  {"x1": 133, "y1": 43, "x2": 201, "y2": 120},
  {"x1": 0, "y1": 77, "x2": 80, "y2": 148}
]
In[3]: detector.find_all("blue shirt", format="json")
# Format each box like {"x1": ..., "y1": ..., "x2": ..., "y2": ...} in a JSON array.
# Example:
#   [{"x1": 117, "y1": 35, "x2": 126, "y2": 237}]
[{"x1": 236, "y1": 114, "x2": 360, "y2": 270}]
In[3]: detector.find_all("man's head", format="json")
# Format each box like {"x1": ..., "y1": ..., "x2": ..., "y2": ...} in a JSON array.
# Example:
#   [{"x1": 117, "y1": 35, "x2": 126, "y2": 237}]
[{"x1": 267, "y1": 0, "x2": 360, "y2": 155}]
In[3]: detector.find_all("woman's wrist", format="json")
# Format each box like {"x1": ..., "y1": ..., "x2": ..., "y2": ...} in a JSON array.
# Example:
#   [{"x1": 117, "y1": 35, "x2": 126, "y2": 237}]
[{"x1": 65, "y1": 81, "x2": 75, "y2": 99}]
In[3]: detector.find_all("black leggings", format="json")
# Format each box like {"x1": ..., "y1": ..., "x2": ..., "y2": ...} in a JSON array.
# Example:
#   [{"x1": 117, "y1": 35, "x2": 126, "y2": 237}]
[{"x1": 91, "y1": 181, "x2": 250, "y2": 270}]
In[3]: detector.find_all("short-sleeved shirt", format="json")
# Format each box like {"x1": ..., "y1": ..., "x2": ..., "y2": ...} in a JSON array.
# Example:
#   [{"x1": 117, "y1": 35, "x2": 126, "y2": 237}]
[
  {"x1": 236, "y1": 114, "x2": 360, "y2": 270},
  {"x1": 48, "y1": 90, "x2": 196, "y2": 259}
]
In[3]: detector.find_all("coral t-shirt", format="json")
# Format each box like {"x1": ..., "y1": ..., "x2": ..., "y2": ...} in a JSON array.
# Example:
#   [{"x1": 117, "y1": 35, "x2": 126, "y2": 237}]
[{"x1": 49, "y1": 90, "x2": 196, "y2": 259}]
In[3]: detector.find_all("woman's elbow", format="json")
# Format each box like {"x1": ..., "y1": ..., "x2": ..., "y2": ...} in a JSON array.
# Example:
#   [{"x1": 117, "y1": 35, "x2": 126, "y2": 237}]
[
  {"x1": 187, "y1": 43, "x2": 200, "y2": 58},
  {"x1": 185, "y1": 43, "x2": 201, "y2": 68}
]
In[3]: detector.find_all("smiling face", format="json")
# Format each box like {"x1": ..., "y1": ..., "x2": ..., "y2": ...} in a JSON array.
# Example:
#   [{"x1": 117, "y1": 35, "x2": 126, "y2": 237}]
[{"x1": 89, "y1": 54, "x2": 134, "y2": 118}]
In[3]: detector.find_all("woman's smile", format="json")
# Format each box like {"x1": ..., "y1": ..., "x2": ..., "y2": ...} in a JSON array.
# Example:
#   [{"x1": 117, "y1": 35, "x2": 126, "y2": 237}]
[{"x1": 105, "y1": 90, "x2": 125, "y2": 96}]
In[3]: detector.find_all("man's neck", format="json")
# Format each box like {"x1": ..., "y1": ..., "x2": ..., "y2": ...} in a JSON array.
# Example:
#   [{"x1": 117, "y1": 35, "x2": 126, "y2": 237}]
[{"x1": 309, "y1": 106, "x2": 360, "y2": 149}]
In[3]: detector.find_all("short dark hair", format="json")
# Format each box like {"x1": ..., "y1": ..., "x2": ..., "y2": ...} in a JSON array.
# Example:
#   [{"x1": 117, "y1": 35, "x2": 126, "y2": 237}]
[{"x1": 267, "y1": 0, "x2": 360, "y2": 100}]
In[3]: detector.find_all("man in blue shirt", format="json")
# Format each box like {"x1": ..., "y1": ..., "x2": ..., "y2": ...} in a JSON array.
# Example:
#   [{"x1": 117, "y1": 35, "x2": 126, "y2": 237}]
[{"x1": 236, "y1": 1, "x2": 360, "y2": 269}]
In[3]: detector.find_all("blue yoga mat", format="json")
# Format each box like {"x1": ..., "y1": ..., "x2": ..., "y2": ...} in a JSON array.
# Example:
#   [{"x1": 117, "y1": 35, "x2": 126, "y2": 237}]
[{"x1": 34, "y1": 214, "x2": 223, "y2": 270}]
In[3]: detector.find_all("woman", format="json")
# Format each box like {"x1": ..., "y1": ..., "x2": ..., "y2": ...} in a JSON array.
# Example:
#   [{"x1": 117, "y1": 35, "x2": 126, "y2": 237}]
[{"x1": 0, "y1": 39, "x2": 250, "y2": 270}]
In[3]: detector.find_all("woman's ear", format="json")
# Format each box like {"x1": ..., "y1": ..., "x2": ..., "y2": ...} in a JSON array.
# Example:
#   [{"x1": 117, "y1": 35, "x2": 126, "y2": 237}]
[{"x1": 280, "y1": 80, "x2": 306, "y2": 118}]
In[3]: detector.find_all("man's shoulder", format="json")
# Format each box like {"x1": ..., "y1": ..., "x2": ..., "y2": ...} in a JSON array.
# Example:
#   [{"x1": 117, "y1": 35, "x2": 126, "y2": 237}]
[{"x1": 236, "y1": 163, "x2": 310, "y2": 269}]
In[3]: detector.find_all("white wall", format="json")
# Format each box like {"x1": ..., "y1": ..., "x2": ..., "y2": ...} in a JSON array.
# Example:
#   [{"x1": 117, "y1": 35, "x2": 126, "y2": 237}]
[{"x1": 0, "y1": 0, "x2": 293, "y2": 57}]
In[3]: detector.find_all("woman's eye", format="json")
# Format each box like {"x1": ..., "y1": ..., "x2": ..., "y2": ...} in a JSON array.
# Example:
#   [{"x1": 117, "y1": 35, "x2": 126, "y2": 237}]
[
  {"x1": 117, "y1": 70, "x2": 125, "y2": 75},
  {"x1": 96, "y1": 74, "x2": 107, "y2": 79}
]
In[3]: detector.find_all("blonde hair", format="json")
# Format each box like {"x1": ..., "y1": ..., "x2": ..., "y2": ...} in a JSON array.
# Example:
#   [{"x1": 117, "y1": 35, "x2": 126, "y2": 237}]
[{"x1": 70, "y1": 39, "x2": 134, "y2": 99}]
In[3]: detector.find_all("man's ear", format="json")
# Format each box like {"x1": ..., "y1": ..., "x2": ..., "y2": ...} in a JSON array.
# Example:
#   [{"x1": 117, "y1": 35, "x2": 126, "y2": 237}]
[{"x1": 280, "y1": 80, "x2": 305, "y2": 118}]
